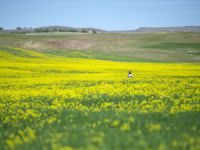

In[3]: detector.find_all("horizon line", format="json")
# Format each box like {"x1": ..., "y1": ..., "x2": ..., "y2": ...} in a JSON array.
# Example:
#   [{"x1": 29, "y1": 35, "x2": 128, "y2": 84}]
[{"x1": 2, "y1": 25, "x2": 200, "y2": 31}]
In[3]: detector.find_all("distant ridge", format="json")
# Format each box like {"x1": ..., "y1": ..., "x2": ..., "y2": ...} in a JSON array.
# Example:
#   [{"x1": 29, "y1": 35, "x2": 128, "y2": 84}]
[
  {"x1": 113, "y1": 26, "x2": 200, "y2": 33},
  {"x1": 2, "y1": 26, "x2": 200, "y2": 33},
  {"x1": 34, "y1": 26, "x2": 106, "y2": 33},
  {"x1": 2, "y1": 26, "x2": 106, "y2": 33},
  {"x1": 135, "y1": 26, "x2": 200, "y2": 32}
]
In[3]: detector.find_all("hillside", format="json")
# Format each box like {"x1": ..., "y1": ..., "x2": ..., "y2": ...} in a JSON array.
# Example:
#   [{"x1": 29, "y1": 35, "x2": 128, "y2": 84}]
[
  {"x1": 0, "y1": 30, "x2": 199, "y2": 150},
  {"x1": 0, "y1": 32, "x2": 200, "y2": 62}
]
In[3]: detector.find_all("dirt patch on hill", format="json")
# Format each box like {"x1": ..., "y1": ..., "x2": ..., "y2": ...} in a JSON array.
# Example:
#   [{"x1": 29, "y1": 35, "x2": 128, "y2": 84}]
[
  {"x1": 45, "y1": 39, "x2": 96, "y2": 50},
  {"x1": 23, "y1": 41, "x2": 50, "y2": 51},
  {"x1": 22, "y1": 39, "x2": 96, "y2": 51}
]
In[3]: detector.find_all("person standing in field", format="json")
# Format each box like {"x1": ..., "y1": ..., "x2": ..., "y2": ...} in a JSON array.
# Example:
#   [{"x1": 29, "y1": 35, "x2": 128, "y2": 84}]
[{"x1": 128, "y1": 71, "x2": 133, "y2": 78}]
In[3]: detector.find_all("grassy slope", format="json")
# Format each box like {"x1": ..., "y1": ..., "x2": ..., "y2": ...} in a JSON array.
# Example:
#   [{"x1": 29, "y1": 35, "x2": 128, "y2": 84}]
[
  {"x1": 0, "y1": 32, "x2": 200, "y2": 62},
  {"x1": 0, "y1": 47, "x2": 200, "y2": 150}
]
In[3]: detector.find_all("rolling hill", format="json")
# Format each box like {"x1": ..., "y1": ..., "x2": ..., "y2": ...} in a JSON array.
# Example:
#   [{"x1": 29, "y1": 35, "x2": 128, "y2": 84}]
[{"x1": 0, "y1": 32, "x2": 200, "y2": 62}]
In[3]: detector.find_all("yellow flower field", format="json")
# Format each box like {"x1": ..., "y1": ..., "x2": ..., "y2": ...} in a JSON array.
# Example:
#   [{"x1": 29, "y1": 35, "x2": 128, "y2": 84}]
[{"x1": 0, "y1": 47, "x2": 200, "y2": 150}]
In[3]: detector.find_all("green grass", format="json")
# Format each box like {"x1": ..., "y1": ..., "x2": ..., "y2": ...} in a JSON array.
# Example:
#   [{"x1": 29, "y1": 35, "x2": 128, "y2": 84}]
[
  {"x1": 142, "y1": 42, "x2": 200, "y2": 52},
  {"x1": 44, "y1": 49, "x2": 149, "y2": 62}
]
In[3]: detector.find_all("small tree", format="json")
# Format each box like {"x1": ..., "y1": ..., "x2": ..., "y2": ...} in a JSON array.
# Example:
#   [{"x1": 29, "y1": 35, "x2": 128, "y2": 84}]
[
  {"x1": 43, "y1": 28, "x2": 49, "y2": 32},
  {"x1": 92, "y1": 30, "x2": 97, "y2": 34},
  {"x1": 0, "y1": 27, "x2": 3, "y2": 31},
  {"x1": 16, "y1": 27, "x2": 22, "y2": 30},
  {"x1": 35, "y1": 28, "x2": 40, "y2": 32},
  {"x1": 70, "y1": 29, "x2": 78, "y2": 32},
  {"x1": 81, "y1": 29, "x2": 88, "y2": 33}
]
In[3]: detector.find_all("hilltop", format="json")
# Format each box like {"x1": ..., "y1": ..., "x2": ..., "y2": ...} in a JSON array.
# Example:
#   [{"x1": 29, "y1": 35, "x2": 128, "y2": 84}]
[
  {"x1": 1, "y1": 26, "x2": 200, "y2": 34},
  {"x1": 2, "y1": 26, "x2": 106, "y2": 34}
]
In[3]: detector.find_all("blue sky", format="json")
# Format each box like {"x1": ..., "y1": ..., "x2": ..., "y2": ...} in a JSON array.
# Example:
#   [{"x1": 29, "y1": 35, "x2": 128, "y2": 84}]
[{"x1": 0, "y1": 0, "x2": 200, "y2": 30}]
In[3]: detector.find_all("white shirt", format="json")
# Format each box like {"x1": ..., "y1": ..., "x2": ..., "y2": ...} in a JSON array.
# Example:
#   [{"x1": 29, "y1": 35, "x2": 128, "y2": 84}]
[{"x1": 128, "y1": 74, "x2": 133, "y2": 78}]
